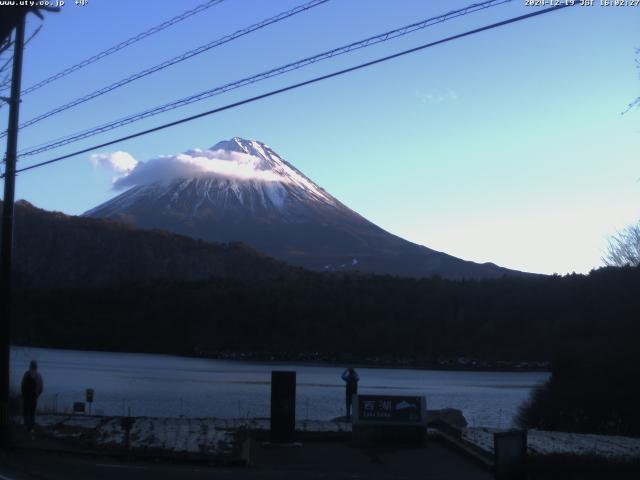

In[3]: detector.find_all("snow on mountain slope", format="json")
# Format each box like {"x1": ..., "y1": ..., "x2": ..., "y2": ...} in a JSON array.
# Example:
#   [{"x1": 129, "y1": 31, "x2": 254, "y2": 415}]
[
  {"x1": 86, "y1": 138, "x2": 338, "y2": 217},
  {"x1": 85, "y1": 137, "x2": 523, "y2": 279}
]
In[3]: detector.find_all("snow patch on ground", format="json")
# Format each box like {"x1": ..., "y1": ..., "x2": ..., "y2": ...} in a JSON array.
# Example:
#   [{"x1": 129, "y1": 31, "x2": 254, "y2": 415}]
[
  {"x1": 462, "y1": 427, "x2": 640, "y2": 461},
  {"x1": 17, "y1": 415, "x2": 352, "y2": 457},
  {"x1": 22, "y1": 413, "x2": 638, "y2": 463}
]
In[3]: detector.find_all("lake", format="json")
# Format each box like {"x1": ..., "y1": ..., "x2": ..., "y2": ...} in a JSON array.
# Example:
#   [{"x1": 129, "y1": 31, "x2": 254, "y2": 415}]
[{"x1": 11, "y1": 346, "x2": 549, "y2": 427}]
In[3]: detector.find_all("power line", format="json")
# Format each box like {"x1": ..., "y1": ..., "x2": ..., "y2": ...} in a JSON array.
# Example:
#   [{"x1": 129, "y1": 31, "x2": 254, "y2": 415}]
[
  {"x1": 3, "y1": 0, "x2": 226, "y2": 96},
  {"x1": 7, "y1": 0, "x2": 331, "y2": 135},
  {"x1": 7, "y1": 2, "x2": 576, "y2": 178},
  {"x1": 17, "y1": 0, "x2": 515, "y2": 157}
]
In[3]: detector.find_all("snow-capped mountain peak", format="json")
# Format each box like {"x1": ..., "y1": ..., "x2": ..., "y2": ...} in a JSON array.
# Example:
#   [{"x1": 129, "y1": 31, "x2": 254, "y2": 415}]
[
  {"x1": 84, "y1": 137, "x2": 521, "y2": 279},
  {"x1": 206, "y1": 137, "x2": 336, "y2": 206},
  {"x1": 86, "y1": 138, "x2": 338, "y2": 218}
]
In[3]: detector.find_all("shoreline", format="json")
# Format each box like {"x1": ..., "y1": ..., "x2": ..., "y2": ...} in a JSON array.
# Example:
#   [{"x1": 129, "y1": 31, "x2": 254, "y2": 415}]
[
  {"x1": 12, "y1": 344, "x2": 550, "y2": 373},
  {"x1": 193, "y1": 353, "x2": 551, "y2": 373}
]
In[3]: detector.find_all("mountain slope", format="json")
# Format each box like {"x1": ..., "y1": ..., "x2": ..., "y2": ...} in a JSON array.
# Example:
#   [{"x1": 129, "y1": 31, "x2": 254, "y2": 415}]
[
  {"x1": 85, "y1": 137, "x2": 523, "y2": 279},
  {"x1": 8, "y1": 200, "x2": 299, "y2": 289}
]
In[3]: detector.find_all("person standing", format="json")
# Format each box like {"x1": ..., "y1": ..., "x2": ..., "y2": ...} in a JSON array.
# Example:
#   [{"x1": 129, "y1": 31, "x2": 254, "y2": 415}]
[
  {"x1": 21, "y1": 360, "x2": 43, "y2": 431},
  {"x1": 341, "y1": 367, "x2": 359, "y2": 421}
]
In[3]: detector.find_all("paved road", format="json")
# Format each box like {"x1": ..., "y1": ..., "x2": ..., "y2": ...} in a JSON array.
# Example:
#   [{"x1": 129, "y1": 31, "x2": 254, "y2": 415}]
[{"x1": 0, "y1": 440, "x2": 492, "y2": 480}]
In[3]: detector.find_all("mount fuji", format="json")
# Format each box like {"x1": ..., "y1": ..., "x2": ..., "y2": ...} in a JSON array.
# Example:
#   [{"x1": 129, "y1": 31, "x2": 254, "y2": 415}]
[{"x1": 84, "y1": 137, "x2": 521, "y2": 279}]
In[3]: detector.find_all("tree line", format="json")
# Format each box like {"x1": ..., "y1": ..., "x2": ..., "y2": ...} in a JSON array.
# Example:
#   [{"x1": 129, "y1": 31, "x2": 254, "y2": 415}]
[{"x1": 12, "y1": 265, "x2": 639, "y2": 364}]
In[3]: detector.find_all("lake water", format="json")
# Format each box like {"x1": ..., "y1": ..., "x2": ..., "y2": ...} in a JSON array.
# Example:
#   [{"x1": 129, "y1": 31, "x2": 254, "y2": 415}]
[{"x1": 11, "y1": 346, "x2": 549, "y2": 427}]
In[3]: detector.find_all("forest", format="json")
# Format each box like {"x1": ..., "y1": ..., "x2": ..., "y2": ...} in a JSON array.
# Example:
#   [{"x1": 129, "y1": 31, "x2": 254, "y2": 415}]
[{"x1": 12, "y1": 264, "x2": 638, "y2": 363}]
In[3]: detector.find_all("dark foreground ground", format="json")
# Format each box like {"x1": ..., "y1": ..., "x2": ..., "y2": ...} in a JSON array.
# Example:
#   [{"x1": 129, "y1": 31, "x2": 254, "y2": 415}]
[{"x1": 0, "y1": 440, "x2": 491, "y2": 480}]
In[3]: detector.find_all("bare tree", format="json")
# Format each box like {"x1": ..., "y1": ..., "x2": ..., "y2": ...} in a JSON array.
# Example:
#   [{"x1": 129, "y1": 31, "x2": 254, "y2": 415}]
[{"x1": 603, "y1": 221, "x2": 640, "y2": 267}]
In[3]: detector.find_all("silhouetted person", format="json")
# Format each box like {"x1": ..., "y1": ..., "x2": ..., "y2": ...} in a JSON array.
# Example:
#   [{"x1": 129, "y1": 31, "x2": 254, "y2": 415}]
[
  {"x1": 341, "y1": 367, "x2": 359, "y2": 421},
  {"x1": 21, "y1": 360, "x2": 43, "y2": 431}
]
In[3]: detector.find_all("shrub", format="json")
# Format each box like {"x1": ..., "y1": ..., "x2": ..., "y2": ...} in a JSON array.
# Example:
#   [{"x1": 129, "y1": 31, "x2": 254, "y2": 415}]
[{"x1": 517, "y1": 351, "x2": 640, "y2": 435}]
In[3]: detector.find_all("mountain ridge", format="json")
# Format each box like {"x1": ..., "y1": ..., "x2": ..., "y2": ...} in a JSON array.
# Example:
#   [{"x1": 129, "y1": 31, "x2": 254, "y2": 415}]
[{"x1": 7, "y1": 199, "x2": 301, "y2": 289}]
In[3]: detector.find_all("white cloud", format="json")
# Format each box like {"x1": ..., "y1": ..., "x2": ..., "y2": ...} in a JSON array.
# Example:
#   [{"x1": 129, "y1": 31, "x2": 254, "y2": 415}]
[
  {"x1": 91, "y1": 148, "x2": 284, "y2": 190},
  {"x1": 90, "y1": 151, "x2": 138, "y2": 174},
  {"x1": 415, "y1": 89, "x2": 459, "y2": 104}
]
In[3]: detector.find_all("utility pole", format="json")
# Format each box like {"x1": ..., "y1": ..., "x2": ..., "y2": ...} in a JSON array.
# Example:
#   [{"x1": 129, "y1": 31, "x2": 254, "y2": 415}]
[{"x1": 0, "y1": 13, "x2": 26, "y2": 446}]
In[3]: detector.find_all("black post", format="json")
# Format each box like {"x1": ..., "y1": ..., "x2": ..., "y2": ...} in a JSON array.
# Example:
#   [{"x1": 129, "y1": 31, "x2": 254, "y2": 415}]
[
  {"x1": 0, "y1": 14, "x2": 26, "y2": 446},
  {"x1": 270, "y1": 371, "x2": 296, "y2": 444},
  {"x1": 494, "y1": 430, "x2": 528, "y2": 480}
]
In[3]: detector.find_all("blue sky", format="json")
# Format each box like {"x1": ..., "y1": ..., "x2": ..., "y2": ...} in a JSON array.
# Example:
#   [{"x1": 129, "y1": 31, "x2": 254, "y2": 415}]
[{"x1": 2, "y1": 0, "x2": 639, "y2": 275}]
